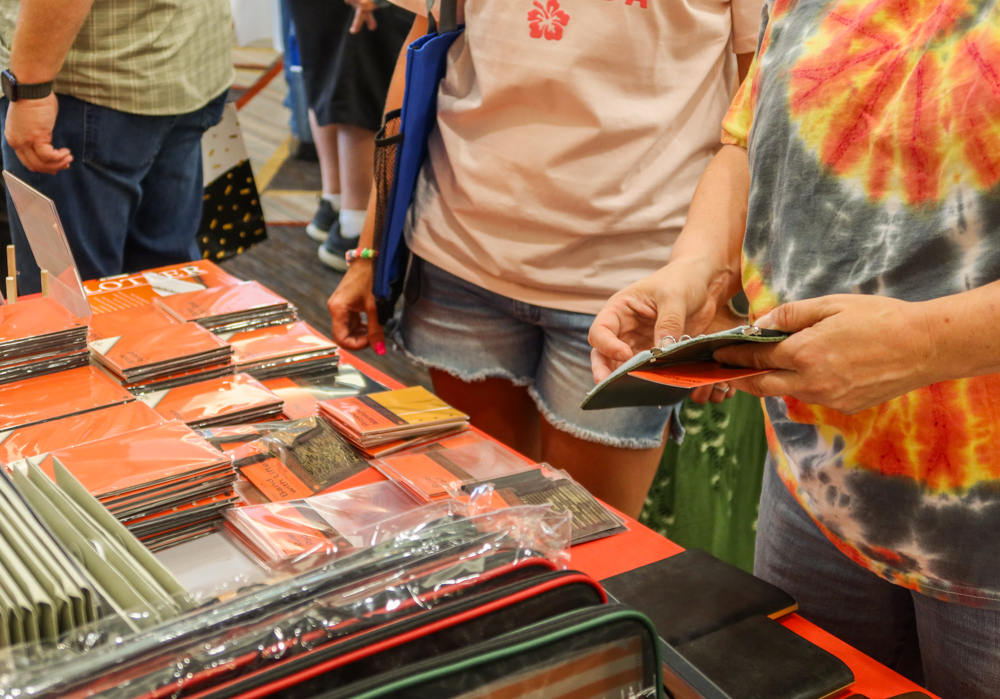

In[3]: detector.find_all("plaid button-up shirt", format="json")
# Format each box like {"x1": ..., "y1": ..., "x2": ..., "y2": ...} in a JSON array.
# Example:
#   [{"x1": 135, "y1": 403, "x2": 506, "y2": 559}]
[{"x1": 1, "y1": 0, "x2": 234, "y2": 116}]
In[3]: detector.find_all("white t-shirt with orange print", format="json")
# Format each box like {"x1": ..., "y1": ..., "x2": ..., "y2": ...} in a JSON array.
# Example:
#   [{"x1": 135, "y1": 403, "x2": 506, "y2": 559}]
[{"x1": 392, "y1": 0, "x2": 764, "y2": 314}]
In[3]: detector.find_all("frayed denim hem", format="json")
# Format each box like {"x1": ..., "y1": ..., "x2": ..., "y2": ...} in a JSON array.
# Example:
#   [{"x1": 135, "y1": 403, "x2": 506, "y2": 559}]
[
  {"x1": 390, "y1": 332, "x2": 534, "y2": 387},
  {"x1": 527, "y1": 385, "x2": 670, "y2": 450}
]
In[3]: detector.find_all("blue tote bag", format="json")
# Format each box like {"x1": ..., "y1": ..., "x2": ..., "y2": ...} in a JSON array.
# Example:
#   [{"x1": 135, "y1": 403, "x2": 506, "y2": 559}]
[{"x1": 371, "y1": 0, "x2": 463, "y2": 325}]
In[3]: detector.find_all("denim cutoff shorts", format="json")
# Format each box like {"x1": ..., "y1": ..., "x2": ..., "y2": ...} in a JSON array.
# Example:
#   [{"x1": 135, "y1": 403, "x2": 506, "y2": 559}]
[{"x1": 393, "y1": 259, "x2": 679, "y2": 449}]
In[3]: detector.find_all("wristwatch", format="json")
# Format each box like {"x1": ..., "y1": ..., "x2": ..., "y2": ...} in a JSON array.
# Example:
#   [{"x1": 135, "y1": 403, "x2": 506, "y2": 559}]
[{"x1": 1, "y1": 70, "x2": 53, "y2": 102}]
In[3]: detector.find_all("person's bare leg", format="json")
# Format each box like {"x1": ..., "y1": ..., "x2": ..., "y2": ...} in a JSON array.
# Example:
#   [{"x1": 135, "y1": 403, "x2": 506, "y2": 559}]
[
  {"x1": 540, "y1": 418, "x2": 665, "y2": 519},
  {"x1": 429, "y1": 369, "x2": 541, "y2": 461},
  {"x1": 308, "y1": 110, "x2": 340, "y2": 196},
  {"x1": 337, "y1": 123, "x2": 376, "y2": 211}
]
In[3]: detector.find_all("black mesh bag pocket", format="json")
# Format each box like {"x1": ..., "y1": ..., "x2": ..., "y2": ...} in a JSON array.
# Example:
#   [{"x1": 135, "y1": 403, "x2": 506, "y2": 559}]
[{"x1": 372, "y1": 110, "x2": 403, "y2": 260}]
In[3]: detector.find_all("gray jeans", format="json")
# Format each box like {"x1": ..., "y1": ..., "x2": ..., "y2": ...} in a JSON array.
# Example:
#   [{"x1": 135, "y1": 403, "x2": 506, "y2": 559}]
[{"x1": 755, "y1": 459, "x2": 1000, "y2": 699}]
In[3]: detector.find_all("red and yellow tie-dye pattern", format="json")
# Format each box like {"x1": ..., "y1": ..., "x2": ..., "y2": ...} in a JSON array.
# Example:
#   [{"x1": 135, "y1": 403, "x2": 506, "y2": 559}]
[{"x1": 723, "y1": 0, "x2": 1000, "y2": 605}]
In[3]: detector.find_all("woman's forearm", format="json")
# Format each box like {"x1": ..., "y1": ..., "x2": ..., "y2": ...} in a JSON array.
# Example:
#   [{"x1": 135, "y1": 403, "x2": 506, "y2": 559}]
[
  {"x1": 668, "y1": 144, "x2": 751, "y2": 299},
  {"x1": 922, "y1": 279, "x2": 1000, "y2": 384}
]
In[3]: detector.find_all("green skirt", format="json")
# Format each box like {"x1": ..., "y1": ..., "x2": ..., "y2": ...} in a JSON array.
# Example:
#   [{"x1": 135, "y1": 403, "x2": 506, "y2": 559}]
[{"x1": 639, "y1": 392, "x2": 768, "y2": 573}]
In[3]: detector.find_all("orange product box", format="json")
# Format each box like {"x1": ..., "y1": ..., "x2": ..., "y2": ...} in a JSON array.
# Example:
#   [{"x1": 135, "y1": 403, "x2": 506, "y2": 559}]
[
  {"x1": 0, "y1": 296, "x2": 85, "y2": 341},
  {"x1": 137, "y1": 373, "x2": 282, "y2": 424},
  {"x1": 88, "y1": 304, "x2": 180, "y2": 341},
  {"x1": 0, "y1": 366, "x2": 135, "y2": 431},
  {"x1": 83, "y1": 260, "x2": 242, "y2": 314},
  {"x1": 153, "y1": 281, "x2": 289, "y2": 323},
  {"x1": 0, "y1": 401, "x2": 164, "y2": 465},
  {"x1": 35, "y1": 421, "x2": 230, "y2": 498},
  {"x1": 228, "y1": 321, "x2": 337, "y2": 364},
  {"x1": 89, "y1": 323, "x2": 232, "y2": 374}
]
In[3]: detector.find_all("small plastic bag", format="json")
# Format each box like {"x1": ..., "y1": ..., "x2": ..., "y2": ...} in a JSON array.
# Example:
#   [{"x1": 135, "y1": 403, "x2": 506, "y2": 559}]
[
  {"x1": 451, "y1": 465, "x2": 628, "y2": 546},
  {"x1": 223, "y1": 480, "x2": 426, "y2": 571},
  {"x1": 372, "y1": 431, "x2": 538, "y2": 501}
]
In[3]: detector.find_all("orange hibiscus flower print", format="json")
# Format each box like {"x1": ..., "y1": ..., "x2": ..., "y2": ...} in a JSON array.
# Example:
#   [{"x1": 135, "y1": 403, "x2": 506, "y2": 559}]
[{"x1": 528, "y1": 0, "x2": 570, "y2": 41}]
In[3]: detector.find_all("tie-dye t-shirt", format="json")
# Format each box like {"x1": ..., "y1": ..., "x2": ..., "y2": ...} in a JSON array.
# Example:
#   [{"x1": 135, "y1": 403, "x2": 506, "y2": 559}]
[{"x1": 722, "y1": 0, "x2": 1000, "y2": 607}]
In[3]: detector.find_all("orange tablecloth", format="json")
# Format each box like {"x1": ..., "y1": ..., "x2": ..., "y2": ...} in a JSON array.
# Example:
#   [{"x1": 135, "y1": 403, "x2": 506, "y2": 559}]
[{"x1": 341, "y1": 353, "x2": 935, "y2": 699}]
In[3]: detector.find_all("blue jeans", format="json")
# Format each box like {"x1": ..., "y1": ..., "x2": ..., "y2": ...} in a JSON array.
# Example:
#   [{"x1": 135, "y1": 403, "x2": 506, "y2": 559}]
[
  {"x1": 1, "y1": 92, "x2": 227, "y2": 292},
  {"x1": 755, "y1": 458, "x2": 1000, "y2": 699}
]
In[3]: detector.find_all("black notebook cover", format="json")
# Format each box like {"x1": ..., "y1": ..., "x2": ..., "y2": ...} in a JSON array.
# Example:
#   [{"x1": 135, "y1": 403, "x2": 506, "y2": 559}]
[
  {"x1": 601, "y1": 548, "x2": 797, "y2": 646},
  {"x1": 677, "y1": 615, "x2": 855, "y2": 699}
]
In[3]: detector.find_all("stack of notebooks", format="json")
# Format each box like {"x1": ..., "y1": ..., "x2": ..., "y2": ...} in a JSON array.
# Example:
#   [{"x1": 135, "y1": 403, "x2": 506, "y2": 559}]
[
  {"x1": 14, "y1": 422, "x2": 237, "y2": 552},
  {"x1": 82, "y1": 260, "x2": 242, "y2": 315},
  {"x1": 0, "y1": 366, "x2": 135, "y2": 435},
  {"x1": 319, "y1": 386, "x2": 470, "y2": 457},
  {"x1": 137, "y1": 373, "x2": 284, "y2": 428},
  {"x1": 154, "y1": 281, "x2": 297, "y2": 334},
  {"x1": 0, "y1": 402, "x2": 165, "y2": 466},
  {"x1": 225, "y1": 321, "x2": 339, "y2": 380},
  {"x1": 0, "y1": 297, "x2": 90, "y2": 383},
  {"x1": 89, "y1": 323, "x2": 234, "y2": 393},
  {"x1": 88, "y1": 303, "x2": 180, "y2": 341}
]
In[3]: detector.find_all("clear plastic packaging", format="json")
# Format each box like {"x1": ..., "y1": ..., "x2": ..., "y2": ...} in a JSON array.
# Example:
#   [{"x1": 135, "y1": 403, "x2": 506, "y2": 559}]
[
  {"x1": 0, "y1": 507, "x2": 569, "y2": 699},
  {"x1": 223, "y1": 480, "x2": 426, "y2": 570},
  {"x1": 205, "y1": 416, "x2": 371, "y2": 502},
  {"x1": 449, "y1": 467, "x2": 628, "y2": 546},
  {"x1": 372, "y1": 431, "x2": 539, "y2": 501},
  {"x1": 2, "y1": 172, "x2": 92, "y2": 322}
]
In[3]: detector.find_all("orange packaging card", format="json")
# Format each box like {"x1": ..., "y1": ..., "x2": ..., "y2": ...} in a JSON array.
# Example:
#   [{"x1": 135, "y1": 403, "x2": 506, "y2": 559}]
[
  {"x1": 375, "y1": 452, "x2": 473, "y2": 499},
  {"x1": 88, "y1": 304, "x2": 180, "y2": 341},
  {"x1": 264, "y1": 380, "x2": 317, "y2": 420},
  {"x1": 83, "y1": 261, "x2": 242, "y2": 314},
  {"x1": 228, "y1": 321, "x2": 336, "y2": 364},
  {"x1": 241, "y1": 456, "x2": 316, "y2": 502},
  {"x1": 0, "y1": 401, "x2": 164, "y2": 465},
  {"x1": 0, "y1": 296, "x2": 85, "y2": 341},
  {"x1": 89, "y1": 323, "x2": 231, "y2": 372},
  {"x1": 0, "y1": 366, "x2": 135, "y2": 431},
  {"x1": 629, "y1": 361, "x2": 773, "y2": 388},
  {"x1": 39, "y1": 421, "x2": 230, "y2": 497},
  {"x1": 320, "y1": 395, "x2": 404, "y2": 433},
  {"x1": 138, "y1": 373, "x2": 282, "y2": 424},
  {"x1": 154, "y1": 281, "x2": 289, "y2": 323}
]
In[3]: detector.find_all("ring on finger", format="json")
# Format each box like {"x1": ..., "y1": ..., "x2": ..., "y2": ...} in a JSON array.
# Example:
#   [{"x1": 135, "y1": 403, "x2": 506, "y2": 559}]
[{"x1": 712, "y1": 384, "x2": 730, "y2": 394}]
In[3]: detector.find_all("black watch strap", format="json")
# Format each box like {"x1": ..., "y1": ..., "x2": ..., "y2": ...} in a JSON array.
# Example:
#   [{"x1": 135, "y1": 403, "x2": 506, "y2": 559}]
[
  {"x1": 1, "y1": 69, "x2": 53, "y2": 101},
  {"x1": 16, "y1": 81, "x2": 53, "y2": 100}
]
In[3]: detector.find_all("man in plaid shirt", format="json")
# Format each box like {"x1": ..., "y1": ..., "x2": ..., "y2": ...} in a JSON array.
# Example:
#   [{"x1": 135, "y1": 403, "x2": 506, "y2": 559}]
[{"x1": 0, "y1": 0, "x2": 233, "y2": 290}]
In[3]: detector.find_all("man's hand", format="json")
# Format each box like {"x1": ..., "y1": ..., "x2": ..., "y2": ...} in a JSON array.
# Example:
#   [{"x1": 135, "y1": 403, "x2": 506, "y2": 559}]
[
  {"x1": 328, "y1": 260, "x2": 386, "y2": 355},
  {"x1": 4, "y1": 94, "x2": 72, "y2": 174},
  {"x1": 345, "y1": 0, "x2": 378, "y2": 33},
  {"x1": 716, "y1": 294, "x2": 937, "y2": 414}
]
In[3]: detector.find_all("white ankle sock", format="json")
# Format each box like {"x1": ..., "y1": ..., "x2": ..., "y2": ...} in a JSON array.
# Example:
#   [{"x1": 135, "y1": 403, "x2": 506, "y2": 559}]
[
  {"x1": 339, "y1": 209, "x2": 366, "y2": 239},
  {"x1": 322, "y1": 193, "x2": 342, "y2": 210}
]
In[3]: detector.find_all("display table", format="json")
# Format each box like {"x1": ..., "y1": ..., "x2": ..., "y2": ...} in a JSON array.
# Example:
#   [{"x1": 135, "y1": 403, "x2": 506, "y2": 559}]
[{"x1": 340, "y1": 352, "x2": 936, "y2": 699}]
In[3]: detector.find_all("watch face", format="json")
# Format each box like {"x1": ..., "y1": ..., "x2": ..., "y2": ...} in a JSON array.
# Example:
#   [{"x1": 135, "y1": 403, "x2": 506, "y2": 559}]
[{"x1": 1, "y1": 70, "x2": 14, "y2": 101}]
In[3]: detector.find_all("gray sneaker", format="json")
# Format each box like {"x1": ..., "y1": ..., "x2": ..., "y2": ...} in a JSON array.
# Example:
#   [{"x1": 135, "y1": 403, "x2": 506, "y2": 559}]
[
  {"x1": 306, "y1": 199, "x2": 338, "y2": 242},
  {"x1": 318, "y1": 225, "x2": 359, "y2": 272}
]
